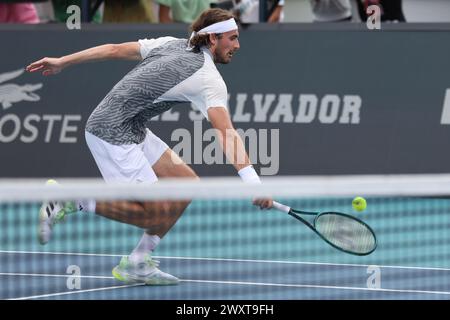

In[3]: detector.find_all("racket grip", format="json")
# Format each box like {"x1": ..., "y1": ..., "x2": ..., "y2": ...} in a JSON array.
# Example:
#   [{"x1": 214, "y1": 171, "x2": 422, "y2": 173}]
[{"x1": 273, "y1": 201, "x2": 291, "y2": 213}]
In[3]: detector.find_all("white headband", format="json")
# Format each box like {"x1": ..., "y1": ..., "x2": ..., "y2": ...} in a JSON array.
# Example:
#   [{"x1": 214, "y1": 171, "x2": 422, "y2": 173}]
[
  {"x1": 188, "y1": 18, "x2": 238, "y2": 50},
  {"x1": 197, "y1": 18, "x2": 238, "y2": 34}
]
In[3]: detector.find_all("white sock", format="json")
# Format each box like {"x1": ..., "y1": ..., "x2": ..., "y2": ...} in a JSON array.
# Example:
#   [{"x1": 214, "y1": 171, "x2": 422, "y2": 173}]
[
  {"x1": 129, "y1": 233, "x2": 160, "y2": 264},
  {"x1": 76, "y1": 199, "x2": 96, "y2": 213}
]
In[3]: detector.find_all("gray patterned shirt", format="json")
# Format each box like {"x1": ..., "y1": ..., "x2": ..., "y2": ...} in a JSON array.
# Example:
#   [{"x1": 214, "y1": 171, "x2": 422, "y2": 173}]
[{"x1": 85, "y1": 37, "x2": 228, "y2": 145}]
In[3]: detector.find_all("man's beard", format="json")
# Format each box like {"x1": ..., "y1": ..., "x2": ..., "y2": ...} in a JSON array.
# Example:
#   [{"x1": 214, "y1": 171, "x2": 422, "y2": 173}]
[{"x1": 213, "y1": 48, "x2": 231, "y2": 64}]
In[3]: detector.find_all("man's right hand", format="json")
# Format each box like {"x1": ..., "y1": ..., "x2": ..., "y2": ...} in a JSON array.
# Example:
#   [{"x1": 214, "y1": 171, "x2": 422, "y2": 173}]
[
  {"x1": 26, "y1": 57, "x2": 65, "y2": 76},
  {"x1": 253, "y1": 198, "x2": 273, "y2": 210}
]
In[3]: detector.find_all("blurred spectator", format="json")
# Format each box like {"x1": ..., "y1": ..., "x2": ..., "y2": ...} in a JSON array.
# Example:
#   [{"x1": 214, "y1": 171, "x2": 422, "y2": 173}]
[
  {"x1": 0, "y1": 2, "x2": 40, "y2": 23},
  {"x1": 103, "y1": 0, "x2": 155, "y2": 23},
  {"x1": 52, "y1": 0, "x2": 103, "y2": 23},
  {"x1": 33, "y1": 1, "x2": 55, "y2": 23},
  {"x1": 355, "y1": 0, "x2": 406, "y2": 22},
  {"x1": 156, "y1": 0, "x2": 214, "y2": 23},
  {"x1": 310, "y1": 0, "x2": 352, "y2": 22},
  {"x1": 267, "y1": 0, "x2": 284, "y2": 23},
  {"x1": 236, "y1": 0, "x2": 284, "y2": 23},
  {"x1": 213, "y1": 0, "x2": 284, "y2": 23},
  {"x1": 33, "y1": 0, "x2": 104, "y2": 23}
]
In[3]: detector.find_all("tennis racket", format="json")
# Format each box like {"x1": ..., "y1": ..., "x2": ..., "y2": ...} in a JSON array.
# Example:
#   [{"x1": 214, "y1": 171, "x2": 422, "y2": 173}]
[{"x1": 273, "y1": 201, "x2": 377, "y2": 256}]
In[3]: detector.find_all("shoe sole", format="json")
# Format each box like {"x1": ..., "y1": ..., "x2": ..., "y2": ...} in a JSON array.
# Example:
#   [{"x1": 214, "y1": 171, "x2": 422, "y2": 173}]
[
  {"x1": 38, "y1": 180, "x2": 59, "y2": 245},
  {"x1": 38, "y1": 202, "x2": 51, "y2": 245},
  {"x1": 112, "y1": 267, "x2": 179, "y2": 286}
]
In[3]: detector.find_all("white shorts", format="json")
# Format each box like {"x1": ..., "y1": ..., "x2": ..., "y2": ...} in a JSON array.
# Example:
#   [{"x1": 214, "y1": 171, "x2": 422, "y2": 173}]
[{"x1": 85, "y1": 129, "x2": 169, "y2": 183}]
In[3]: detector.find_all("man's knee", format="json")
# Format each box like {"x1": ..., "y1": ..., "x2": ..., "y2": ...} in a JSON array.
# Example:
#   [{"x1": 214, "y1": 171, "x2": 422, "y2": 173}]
[
  {"x1": 141, "y1": 200, "x2": 190, "y2": 216},
  {"x1": 142, "y1": 201, "x2": 172, "y2": 215},
  {"x1": 138, "y1": 200, "x2": 190, "y2": 229}
]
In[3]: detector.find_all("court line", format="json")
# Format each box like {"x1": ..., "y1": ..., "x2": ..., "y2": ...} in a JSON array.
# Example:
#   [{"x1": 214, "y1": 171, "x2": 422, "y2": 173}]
[
  {"x1": 182, "y1": 279, "x2": 450, "y2": 296},
  {"x1": 2, "y1": 250, "x2": 450, "y2": 272},
  {"x1": 8, "y1": 283, "x2": 145, "y2": 300},
  {"x1": 0, "y1": 250, "x2": 122, "y2": 258},
  {"x1": 4, "y1": 273, "x2": 450, "y2": 299},
  {"x1": 0, "y1": 272, "x2": 113, "y2": 279}
]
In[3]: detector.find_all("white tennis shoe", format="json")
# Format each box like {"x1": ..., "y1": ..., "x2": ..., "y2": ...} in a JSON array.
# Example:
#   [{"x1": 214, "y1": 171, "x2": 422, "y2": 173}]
[
  {"x1": 112, "y1": 254, "x2": 179, "y2": 285},
  {"x1": 38, "y1": 180, "x2": 77, "y2": 245}
]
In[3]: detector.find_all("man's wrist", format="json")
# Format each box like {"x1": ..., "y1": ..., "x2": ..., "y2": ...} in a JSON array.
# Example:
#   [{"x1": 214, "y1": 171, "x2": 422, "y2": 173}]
[
  {"x1": 238, "y1": 165, "x2": 261, "y2": 184},
  {"x1": 59, "y1": 56, "x2": 70, "y2": 68}
]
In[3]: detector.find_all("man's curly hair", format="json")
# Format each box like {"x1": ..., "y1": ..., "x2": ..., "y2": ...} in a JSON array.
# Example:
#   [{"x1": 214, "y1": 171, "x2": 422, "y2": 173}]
[{"x1": 188, "y1": 8, "x2": 236, "y2": 52}]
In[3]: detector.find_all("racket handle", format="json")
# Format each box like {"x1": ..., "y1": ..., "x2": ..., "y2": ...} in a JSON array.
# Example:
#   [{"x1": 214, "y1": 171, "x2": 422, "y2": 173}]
[{"x1": 273, "y1": 201, "x2": 291, "y2": 213}]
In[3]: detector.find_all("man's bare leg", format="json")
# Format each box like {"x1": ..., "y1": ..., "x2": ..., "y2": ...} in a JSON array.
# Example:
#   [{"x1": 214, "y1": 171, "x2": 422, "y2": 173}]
[
  {"x1": 94, "y1": 148, "x2": 197, "y2": 237},
  {"x1": 90, "y1": 149, "x2": 197, "y2": 284}
]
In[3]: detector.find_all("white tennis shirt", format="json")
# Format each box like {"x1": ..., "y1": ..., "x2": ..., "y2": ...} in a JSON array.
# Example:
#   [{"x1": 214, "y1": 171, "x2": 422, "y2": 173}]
[{"x1": 85, "y1": 37, "x2": 228, "y2": 145}]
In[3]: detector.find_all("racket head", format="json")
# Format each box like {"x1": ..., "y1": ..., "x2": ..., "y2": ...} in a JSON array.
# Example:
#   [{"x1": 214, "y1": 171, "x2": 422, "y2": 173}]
[{"x1": 312, "y1": 212, "x2": 377, "y2": 256}]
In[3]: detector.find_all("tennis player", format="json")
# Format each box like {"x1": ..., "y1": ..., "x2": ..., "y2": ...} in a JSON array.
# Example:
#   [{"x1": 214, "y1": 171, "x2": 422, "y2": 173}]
[{"x1": 27, "y1": 8, "x2": 272, "y2": 285}]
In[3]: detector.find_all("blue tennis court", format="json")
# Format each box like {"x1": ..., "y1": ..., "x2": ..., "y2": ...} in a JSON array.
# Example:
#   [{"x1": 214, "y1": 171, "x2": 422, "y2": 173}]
[{"x1": 1, "y1": 197, "x2": 450, "y2": 300}]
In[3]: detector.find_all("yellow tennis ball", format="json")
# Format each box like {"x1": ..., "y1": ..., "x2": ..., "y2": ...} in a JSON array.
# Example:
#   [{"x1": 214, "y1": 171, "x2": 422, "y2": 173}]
[
  {"x1": 352, "y1": 197, "x2": 367, "y2": 212},
  {"x1": 46, "y1": 179, "x2": 58, "y2": 185}
]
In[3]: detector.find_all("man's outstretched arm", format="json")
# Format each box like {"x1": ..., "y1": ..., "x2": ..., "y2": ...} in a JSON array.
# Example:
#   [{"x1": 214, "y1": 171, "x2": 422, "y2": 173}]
[
  {"x1": 26, "y1": 42, "x2": 141, "y2": 76},
  {"x1": 208, "y1": 107, "x2": 273, "y2": 210}
]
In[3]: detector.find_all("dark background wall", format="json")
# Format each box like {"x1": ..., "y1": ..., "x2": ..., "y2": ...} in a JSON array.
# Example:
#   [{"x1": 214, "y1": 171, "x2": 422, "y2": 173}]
[{"x1": 1, "y1": 24, "x2": 449, "y2": 177}]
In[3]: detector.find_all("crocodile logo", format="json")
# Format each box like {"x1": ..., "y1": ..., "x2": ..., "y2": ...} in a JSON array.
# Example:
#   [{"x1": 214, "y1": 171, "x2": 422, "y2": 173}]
[{"x1": 0, "y1": 69, "x2": 43, "y2": 110}]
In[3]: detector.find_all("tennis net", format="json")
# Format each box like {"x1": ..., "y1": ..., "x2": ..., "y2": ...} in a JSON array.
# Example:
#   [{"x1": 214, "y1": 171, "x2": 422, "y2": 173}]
[{"x1": 1, "y1": 174, "x2": 450, "y2": 300}]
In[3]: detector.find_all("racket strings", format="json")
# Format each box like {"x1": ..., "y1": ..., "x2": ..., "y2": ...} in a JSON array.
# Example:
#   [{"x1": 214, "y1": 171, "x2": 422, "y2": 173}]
[{"x1": 315, "y1": 213, "x2": 376, "y2": 254}]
